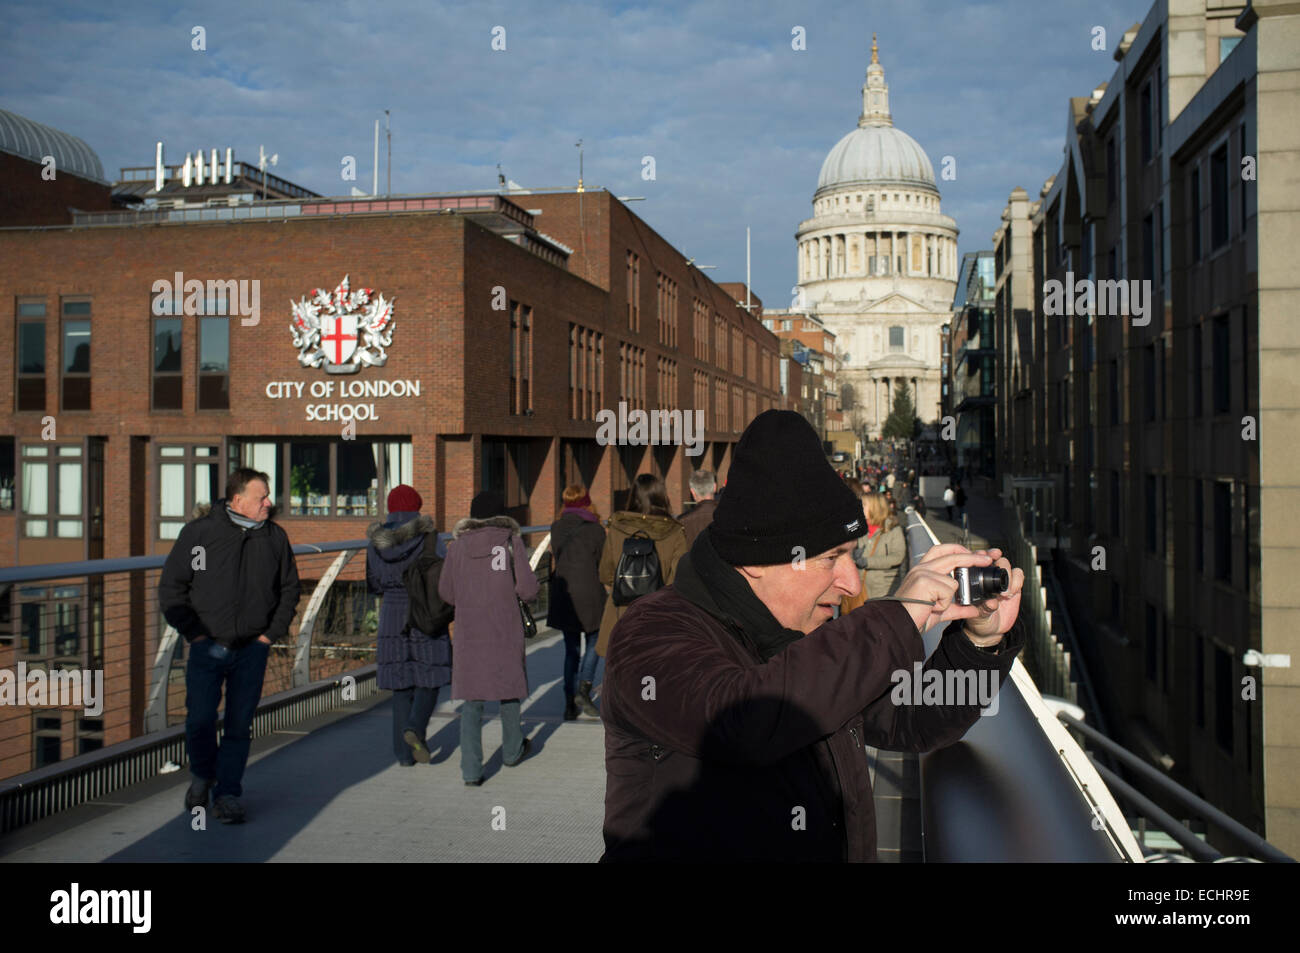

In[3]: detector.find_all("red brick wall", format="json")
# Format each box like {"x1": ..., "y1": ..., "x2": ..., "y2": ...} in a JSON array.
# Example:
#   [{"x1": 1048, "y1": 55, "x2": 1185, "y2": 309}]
[{"x1": 0, "y1": 151, "x2": 114, "y2": 227}]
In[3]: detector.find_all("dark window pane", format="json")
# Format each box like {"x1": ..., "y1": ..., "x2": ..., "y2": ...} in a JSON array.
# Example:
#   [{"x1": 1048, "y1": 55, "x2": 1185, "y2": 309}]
[
  {"x1": 1211, "y1": 146, "x2": 1229, "y2": 248},
  {"x1": 198, "y1": 375, "x2": 229, "y2": 410},
  {"x1": 55, "y1": 600, "x2": 79, "y2": 655},
  {"x1": 154, "y1": 319, "x2": 182, "y2": 373},
  {"x1": 153, "y1": 375, "x2": 183, "y2": 411},
  {"x1": 1214, "y1": 481, "x2": 1231, "y2": 581},
  {"x1": 17, "y1": 377, "x2": 45, "y2": 412},
  {"x1": 79, "y1": 737, "x2": 103, "y2": 755},
  {"x1": 1191, "y1": 167, "x2": 1202, "y2": 260},
  {"x1": 18, "y1": 301, "x2": 46, "y2": 317},
  {"x1": 199, "y1": 318, "x2": 229, "y2": 372},
  {"x1": 337, "y1": 441, "x2": 379, "y2": 517},
  {"x1": 62, "y1": 376, "x2": 90, "y2": 411},
  {"x1": 62, "y1": 301, "x2": 90, "y2": 316},
  {"x1": 36, "y1": 734, "x2": 61, "y2": 767},
  {"x1": 19, "y1": 322, "x2": 45, "y2": 373},
  {"x1": 63, "y1": 321, "x2": 90, "y2": 373},
  {"x1": 22, "y1": 602, "x2": 41, "y2": 653},
  {"x1": 290, "y1": 442, "x2": 330, "y2": 515}
]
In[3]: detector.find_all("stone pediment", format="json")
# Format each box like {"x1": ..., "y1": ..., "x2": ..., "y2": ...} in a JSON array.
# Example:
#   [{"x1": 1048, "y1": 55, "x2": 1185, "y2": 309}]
[{"x1": 862, "y1": 291, "x2": 930, "y2": 314}]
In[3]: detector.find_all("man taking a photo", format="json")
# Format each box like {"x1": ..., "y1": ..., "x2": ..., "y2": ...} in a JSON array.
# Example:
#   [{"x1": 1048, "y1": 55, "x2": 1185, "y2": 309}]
[{"x1": 600, "y1": 410, "x2": 1024, "y2": 861}]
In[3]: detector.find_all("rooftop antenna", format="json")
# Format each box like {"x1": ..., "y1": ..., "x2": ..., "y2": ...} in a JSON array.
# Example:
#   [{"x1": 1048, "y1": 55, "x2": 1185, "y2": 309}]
[
  {"x1": 372, "y1": 119, "x2": 379, "y2": 196},
  {"x1": 745, "y1": 227, "x2": 752, "y2": 312},
  {"x1": 385, "y1": 109, "x2": 391, "y2": 196}
]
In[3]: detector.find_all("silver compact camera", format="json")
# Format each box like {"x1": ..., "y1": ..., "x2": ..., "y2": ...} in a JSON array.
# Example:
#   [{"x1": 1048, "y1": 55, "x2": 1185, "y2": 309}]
[{"x1": 953, "y1": 565, "x2": 1009, "y2": 606}]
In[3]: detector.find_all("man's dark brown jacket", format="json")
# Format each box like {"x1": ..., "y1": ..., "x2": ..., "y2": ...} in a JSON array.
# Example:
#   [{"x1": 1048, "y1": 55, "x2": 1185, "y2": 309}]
[{"x1": 600, "y1": 587, "x2": 1024, "y2": 861}]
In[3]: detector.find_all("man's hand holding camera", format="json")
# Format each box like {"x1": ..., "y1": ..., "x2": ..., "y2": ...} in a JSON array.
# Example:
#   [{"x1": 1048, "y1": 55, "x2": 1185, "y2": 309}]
[{"x1": 891, "y1": 543, "x2": 1024, "y2": 648}]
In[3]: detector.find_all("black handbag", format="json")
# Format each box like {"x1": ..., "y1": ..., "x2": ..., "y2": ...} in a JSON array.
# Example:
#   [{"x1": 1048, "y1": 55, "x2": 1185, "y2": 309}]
[{"x1": 508, "y1": 535, "x2": 539, "y2": 639}]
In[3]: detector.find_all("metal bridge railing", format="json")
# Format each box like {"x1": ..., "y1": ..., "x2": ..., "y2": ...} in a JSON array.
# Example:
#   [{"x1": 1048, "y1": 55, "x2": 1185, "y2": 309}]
[
  {"x1": 0, "y1": 525, "x2": 554, "y2": 835},
  {"x1": 899, "y1": 507, "x2": 1144, "y2": 862}
]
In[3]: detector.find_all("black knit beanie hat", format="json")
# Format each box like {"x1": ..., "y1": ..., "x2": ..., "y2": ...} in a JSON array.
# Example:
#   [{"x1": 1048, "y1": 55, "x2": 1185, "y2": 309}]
[
  {"x1": 470, "y1": 490, "x2": 506, "y2": 519},
  {"x1": 710, "y1": 410, "x2": 868, "y2": 565}
]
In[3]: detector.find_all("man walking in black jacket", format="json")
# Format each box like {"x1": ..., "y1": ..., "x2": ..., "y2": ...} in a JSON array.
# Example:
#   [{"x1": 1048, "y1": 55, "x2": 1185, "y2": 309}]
[{"x1": 158, "y1": 467, "x2": 301, "y2": 823}]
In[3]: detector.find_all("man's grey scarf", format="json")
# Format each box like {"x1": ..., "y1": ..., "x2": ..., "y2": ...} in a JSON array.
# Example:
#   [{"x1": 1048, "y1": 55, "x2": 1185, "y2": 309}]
[{"x1": 225, "y1": 502, "x2": 265, "y2": 531}]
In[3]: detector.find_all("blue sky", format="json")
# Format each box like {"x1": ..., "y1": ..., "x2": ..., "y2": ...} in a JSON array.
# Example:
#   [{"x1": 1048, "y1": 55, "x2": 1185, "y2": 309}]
[{"x1": 2, "y1": 0, "x2": 1150, "y2": 306}]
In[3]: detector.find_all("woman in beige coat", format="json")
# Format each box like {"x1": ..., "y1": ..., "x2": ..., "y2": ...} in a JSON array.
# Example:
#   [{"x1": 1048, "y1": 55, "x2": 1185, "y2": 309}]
[{"x1": 596, "y1": 474, "x2": 687, "y2": 657}]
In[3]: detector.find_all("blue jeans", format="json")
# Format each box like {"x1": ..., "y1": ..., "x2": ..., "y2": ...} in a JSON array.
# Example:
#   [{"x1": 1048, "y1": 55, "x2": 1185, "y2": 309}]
[
  {"x1": 459, "y1": 700, "x2": 523, "y2": 782},
  {"x1": 185, "y1": 638, "x2": 271, "y2": 799},
  {"x1": 562, "y1": 630, "x2": 600, "y2": 697},
  {"x1": 392, "y1": 686, "x2": 440, "y2": 765}
]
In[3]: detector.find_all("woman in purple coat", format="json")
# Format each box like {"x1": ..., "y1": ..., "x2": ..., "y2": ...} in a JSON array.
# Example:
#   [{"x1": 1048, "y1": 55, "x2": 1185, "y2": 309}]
[
  {"x1": 365, "y1": 485, "x2": 452, "y2": 767},
  {"x1": 437, "y1": 491, "x2": 539, "y2": 785}
]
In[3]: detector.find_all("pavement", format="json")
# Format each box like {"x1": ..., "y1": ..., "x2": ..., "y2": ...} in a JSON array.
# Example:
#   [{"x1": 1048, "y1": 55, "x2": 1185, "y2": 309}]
[{"x1": 0, "y1": 630, "x2": 608, "y2": 863}]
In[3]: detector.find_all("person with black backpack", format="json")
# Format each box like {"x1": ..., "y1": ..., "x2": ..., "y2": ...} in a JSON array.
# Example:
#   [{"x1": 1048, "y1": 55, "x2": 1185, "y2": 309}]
[
  {"x1": 596, "y1": 474, "x2": 687, "y2": 660},
  {"x1": 365, "y1": 485, "x2": 453, "y2": 767}
]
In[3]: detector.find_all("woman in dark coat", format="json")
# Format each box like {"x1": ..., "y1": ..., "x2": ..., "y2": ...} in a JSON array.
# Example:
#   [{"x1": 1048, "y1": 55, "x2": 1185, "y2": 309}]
[
  {"x1": 438, "y1": 490, "x2": 539, "y2": 785},
  {"x1": 365, "y1": 485, "x2": 452, "y2": 767},
  {"x1": 547, "y1": 484, "x2": 606, "y2": 720}
]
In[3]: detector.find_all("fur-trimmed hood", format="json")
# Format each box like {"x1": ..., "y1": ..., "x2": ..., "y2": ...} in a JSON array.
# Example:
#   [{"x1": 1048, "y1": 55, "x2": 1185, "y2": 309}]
[
  {"x1": 367, "y1": 513, "x2": 436, "y2": 550},
  {"x1": 451, "y1": 514, "x2": 521, "y2": 539}
]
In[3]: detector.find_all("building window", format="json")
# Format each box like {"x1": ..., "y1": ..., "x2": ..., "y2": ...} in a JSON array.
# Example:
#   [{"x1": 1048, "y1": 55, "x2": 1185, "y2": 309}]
[
  {"x1": 1190, "y1": 166, "x2": 1202, "y2": 262},
  {"x1": 16, "y1": 299, "x2": 47, "y2": 412},
  {"x1": 508, "y1": 301, "x2": 532, "y2": 415},
  {"x1": 1214, "y1": 645, "x2": 1232, "y2": 750},
  {"x1": 198, "y1": 317, "x2": 230, "y2": 410},
  {"x1": 233, "y1": 437, "x2": 407, "y2": 518},
  {"x1": 20, "y1": 443, "x2": 83, "y2": 538},
  {"x1": 1105, "y1": 136, "x2": 1118, "y2": 205},
  {"x1": 889, "y1": 326, "x2": 904, "y2": 352},
  {"x1": 782, "y1": 319, "x2": 792, "y2": 332},
  {"x1": 17, "y1": 585, "x2": 83, "y2": 660},
  {"x1": 78, "y1": 717, "x2": 104, "y2": 755},
  {"x1": 1194, "y1": 635, "x2": 1205, "y2": 728},
  {"x1": 1210, "y1": 144, "x2": 1229, "y2": 249},
  {"x1": 1213, "y1": 480, "x2": 1231, "y2": 582},
  {"x1": 481, "y1": 439, "x2": 532, "y2": 509},
  {"x1": 0, "y1": 437, "x2": 12, "y2": 511},
  {"x1": 1239, "y1": 124, "x2": 1248, "y2": 239},
  {"x1": 157, "y1": 445, "x2": 221, "y2": 539},
  {"x1": 626, "y1": 251, "x2": 640, "y2": 331},
  {"x1": 153, "y1": 313, "x2": 183, "y2": 410},
  {"x1": 1140, "y1": 81, "x2": 1154, "y2": 164},
  {"x1": 61, "y1": 299, "x2": 91, "y2": 411},
  {"x1": 1219, "y1": 35, "x2": 1241, "y2": 63},
  {"x1": 657, "y1": 274, "x2": 678, "y2": 348},
  {"x1": 1193, "y1": 323, "x2": 1203, "y2": 417},
  {"x1": 1212, "y1": 314, "x2": 1230, "y2": 414},
  {"x1": 34, "y1": 715, "x2": 62, "y2": 769},
  {"x1": 569, "y1": 324, "x2": 604, "y2": 421}
]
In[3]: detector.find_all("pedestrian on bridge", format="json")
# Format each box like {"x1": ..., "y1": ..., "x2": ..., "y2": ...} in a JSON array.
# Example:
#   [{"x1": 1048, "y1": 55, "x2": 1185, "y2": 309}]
[
  {"x1": 438, "y1": 491, "x2": 539, "y2": 786},
  {"x1": 159, "y1": 467, "x2": 301, "y2": 824},
  {"x1": 547, "y1": 484, "x2": 606, "y2": 720},
  {"x1": 366, "y1": 485, "x2": 452, "y2": 767}
]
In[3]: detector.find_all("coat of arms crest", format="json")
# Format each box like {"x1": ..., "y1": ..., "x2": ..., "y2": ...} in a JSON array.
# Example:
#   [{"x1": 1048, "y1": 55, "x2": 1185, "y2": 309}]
[{"x1": 290, "y1": 275, "x2": 395, "y2": 374}]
